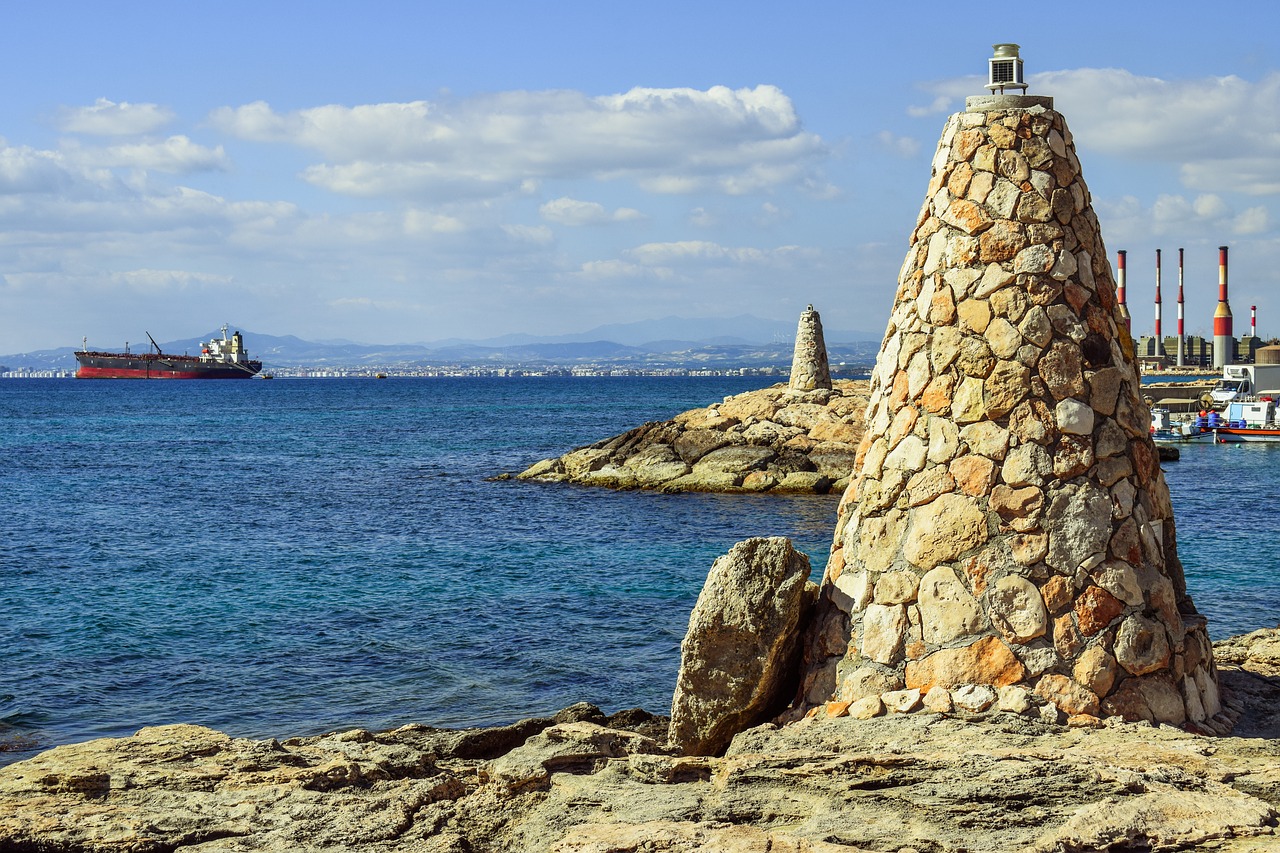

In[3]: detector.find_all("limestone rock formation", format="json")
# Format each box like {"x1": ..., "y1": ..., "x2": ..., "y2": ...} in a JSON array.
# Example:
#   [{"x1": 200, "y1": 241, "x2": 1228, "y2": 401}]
[
  {"x1": 668, "y1": 537, "x2": 812, "y2": 756},
  {"x1": 2, "y1": 630, "x2": 1278, "y2": 852},
  {"x1": 516, "y1": 379, "x2": 869, "y2": 494},
  {"x1": 789, "y1": 304, "x2": 832, "y2": 392},
  {"x1": 797, "y1": 92, "x2": 1225, "y2": 732}
]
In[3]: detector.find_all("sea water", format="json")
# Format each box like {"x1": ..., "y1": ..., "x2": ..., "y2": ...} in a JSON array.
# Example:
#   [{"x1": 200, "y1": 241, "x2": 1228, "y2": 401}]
[{"x1": 1, "y1": 376, "x2": 1276, "y2": 766}]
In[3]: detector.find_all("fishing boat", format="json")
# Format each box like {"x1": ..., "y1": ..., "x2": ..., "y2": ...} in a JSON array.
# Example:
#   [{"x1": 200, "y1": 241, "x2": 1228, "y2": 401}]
[
  {"x1": 1149, "y1": 408, "x2": 1214, "y2": 443},
  {"x1": 75, "y1": 326, "x2": 263, "y2": 379},
  {"x1": 1211, "y1": 399, "x2": 1280, "y2": 443}
]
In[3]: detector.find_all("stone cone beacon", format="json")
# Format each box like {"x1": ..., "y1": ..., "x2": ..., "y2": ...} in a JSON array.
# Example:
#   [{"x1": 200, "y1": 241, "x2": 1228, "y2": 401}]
[
  {"x1": 789, "y1": 304, "x2": 832, "y2": 392},
  {"x1": 796, "y1": 55, "x2": 1226, "y2": 730}
]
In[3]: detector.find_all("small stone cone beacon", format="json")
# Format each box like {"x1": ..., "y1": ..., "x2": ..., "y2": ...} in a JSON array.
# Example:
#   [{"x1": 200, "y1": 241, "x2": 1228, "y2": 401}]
[
  {"x1": 789, "y1": 304, "x2": 833, "y2": 392},
  {"x1": 796, "y1": 45, "x2": 1224, "y2": 730}
]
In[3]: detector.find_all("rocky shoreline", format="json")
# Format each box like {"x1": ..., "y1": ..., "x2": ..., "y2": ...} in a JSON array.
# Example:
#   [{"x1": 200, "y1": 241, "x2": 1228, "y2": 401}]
[
  {"x1": 1, "y1": 628, "x2": 1277, "y2": 852},
  {"x1": 515, "y1": 379, "x2": 870, "y2": 495}
]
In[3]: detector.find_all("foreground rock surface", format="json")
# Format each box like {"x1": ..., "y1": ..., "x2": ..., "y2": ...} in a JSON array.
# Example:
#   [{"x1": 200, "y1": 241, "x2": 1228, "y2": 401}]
[
  {"x1": 516, "y1": 379, "x2": 870, "y2": 494},
  {"x1": 3, "y1": 630, "x2": 1279, "y2": 852}
]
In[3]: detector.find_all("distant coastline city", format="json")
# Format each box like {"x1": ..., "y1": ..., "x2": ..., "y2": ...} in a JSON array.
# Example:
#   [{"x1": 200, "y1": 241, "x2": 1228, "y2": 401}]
[
  {"x1": 0, "y1": 362, "x2": 872, "y2": 380},
  {"x1": 2, "y1": 311, "x2": 1273, "y2": 380},
  {"x1": 0, "y1": 321, "x2": 886, "y2": 379}
]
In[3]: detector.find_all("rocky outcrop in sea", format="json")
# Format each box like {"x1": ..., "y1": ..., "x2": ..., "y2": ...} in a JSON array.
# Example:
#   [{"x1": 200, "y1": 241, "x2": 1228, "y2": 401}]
[{"x1": 517, "y1": 378, "x2": 870, "y2": 495}]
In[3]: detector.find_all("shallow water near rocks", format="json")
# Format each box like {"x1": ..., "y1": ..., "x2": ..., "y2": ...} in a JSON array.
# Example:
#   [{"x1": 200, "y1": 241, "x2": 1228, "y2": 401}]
[{"x1": 0, "y1": 376, "x2": 1275, "y2": 766}]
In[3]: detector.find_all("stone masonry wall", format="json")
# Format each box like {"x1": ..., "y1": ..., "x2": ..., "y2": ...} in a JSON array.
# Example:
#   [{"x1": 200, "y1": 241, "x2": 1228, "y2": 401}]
[{"x1": 796, "y1": 98, "x2": 1227, "y2": 732}]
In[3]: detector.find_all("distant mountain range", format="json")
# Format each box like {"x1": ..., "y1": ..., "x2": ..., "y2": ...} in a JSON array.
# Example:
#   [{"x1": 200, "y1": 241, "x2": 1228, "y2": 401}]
[{"x1": 0, "y1": 315, "x2": 881, "y2": 372}]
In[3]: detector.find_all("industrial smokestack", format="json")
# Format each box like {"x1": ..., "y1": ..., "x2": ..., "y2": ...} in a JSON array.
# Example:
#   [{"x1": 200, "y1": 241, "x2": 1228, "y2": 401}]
[
  {"x1": 1176, "y1": 248, "x2": 1185, "y2": 367},
  {"x1": 1154, "y1": 249, "x2": 1163, "y2": 358},
  {"x1": 1213, "y1": 245, "x2": 1234, "y2": 368},
  {"x1": 1116, "y1": 250, "x2": 1131, "y2": 331},
  {"x1": 1252, "y1": 305, "x2": 1257, "y2": 338}
]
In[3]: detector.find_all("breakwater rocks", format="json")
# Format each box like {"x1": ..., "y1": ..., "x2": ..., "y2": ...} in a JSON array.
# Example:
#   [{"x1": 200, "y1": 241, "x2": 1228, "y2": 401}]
[
  {"x1": 517, "y1": 379, "x2": 870, "y2": 494},
  {"x1": 2, "y1": 629, "x2": 1279, "y2": 852}
]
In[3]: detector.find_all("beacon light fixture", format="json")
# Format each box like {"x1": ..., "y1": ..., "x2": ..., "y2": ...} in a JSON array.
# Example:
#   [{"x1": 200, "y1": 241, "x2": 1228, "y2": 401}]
[{"x1": 987, "y1": 43, "x2": 1028, "y2": 94}]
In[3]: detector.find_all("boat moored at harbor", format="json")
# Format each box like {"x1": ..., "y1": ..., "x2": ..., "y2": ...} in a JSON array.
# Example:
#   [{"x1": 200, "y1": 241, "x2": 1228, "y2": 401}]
[
  {"x1": 1151, "y1": 400, "x2": 1280, "y2": 443},
  {"x1": 1213, "y1": 399, "x2": 1280, "y2": 442},
  {"x1": 75, "y1": 326, "x2": 263, "y2": 379},
  {"x1": 1149, "y1": 407, "x2": 1214, "y2": 443}
]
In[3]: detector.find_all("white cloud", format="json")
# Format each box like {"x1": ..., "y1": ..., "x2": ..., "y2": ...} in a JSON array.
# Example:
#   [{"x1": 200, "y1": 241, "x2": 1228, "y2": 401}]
[
  {"x1": 1031, "y1": 69, "x2": 1280, "y2": 196},
  {"x1": 575, "y1": 259, "x2": 651, "y2": 279},
  {"x1": 1193, "y1": 195, "x2": 1229, "y2": 219},
  {"x1": 876, "y1": 130, "x2": 921, "y2": 159},
  {"x1": 1182, "y1": 159, "x2": 1280, "y2": 196},
  {"x1": 539, "y1": 196, "x2": 644, "y2": 225},
  {"x1": 906, "y1": 94, "x2": 956, "y2": 118},
  {"x1": 624, "y1": 240, "x2": 813, "y2": 268},
  {"x1": 1234, "y1": 206, "x2": 1270, "y2": 235},
  {"x1": 0, "y1": 143, "x2": 76, "y2": 194},
  {"x1": 209, "y1": 86, "x2": 831, "y2": 201},
  {"x1": 1097, "y1": 192, "x2": 1271, "y2": 242},
  {"x1": 0, "y1": 134, "x2": 229, "y2": 207},
  {"x1": 911, "y1": 69, "x2": 1280, "y2": 198},
  {"x1": 689, "y1": 206, "x2": 716, "y2": 227},
  {"x1": 0, "y1": 136, "x2": 299, "y2": 237},
  {"x1": 755, "y1": 202, "x2": 788, "y2": 227},
  {"x1": 58, "y1": 98, "x2": 176, "y2": 136},
  {"x1": 403, "y1": 209, "x2": 467, "y2": 235},
  {"x1": 88, "y1": 136, "x2": 229, "y2": 174},
  {"x1": 501, "y1": 223, "x2": 554, "y2": 244},
  {"x1": 108, "y1": 268, "x2": 231, "y2": 292}
]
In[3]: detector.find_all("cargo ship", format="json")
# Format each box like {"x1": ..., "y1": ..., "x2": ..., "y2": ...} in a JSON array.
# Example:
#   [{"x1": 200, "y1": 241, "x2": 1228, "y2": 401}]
[{"x1": 75, "y1": 326, "x2": 263, "y2": 379}]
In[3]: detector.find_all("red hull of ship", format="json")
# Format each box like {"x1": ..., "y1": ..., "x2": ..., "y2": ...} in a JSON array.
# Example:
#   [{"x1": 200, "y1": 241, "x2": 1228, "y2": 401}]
[
  {"x1": 74, "y1": 351, "x2": 262, "y2": 379},
  {"x1": 1213, "y1": 427, "x2": 1280, "y2": 442},
  {"x1": 75, "y1": 365, "x2": 253, "y2": 379}
]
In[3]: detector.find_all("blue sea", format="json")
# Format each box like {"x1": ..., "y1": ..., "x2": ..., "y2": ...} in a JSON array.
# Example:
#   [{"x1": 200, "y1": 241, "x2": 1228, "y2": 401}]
[{"x1": 1, "y1": 376, "x2": 1277, "y2": 766}]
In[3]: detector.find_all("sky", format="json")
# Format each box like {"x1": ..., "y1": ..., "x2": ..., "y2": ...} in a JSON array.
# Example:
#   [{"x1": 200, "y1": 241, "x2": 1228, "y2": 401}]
[{"x1": 4, "y1": 1, "x2": 1280, "y2": 353}]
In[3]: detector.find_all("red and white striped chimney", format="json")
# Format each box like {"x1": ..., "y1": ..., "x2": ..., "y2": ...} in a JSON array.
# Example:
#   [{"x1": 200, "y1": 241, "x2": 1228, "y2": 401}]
[
  {"x1": 1176, "y1": 248, "x2": 1185, "y2": 367},
  {"x1": 1213, "y1": 245, "x2": 1234, "y2": 368},
  {"x1": 1154, "y1": 249, "x2": 1163, "y2": 357}
]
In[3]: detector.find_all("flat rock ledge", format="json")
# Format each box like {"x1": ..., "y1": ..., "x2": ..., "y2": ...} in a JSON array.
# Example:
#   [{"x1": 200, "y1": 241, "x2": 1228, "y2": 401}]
[
  {"x1": 3, "y1": 629, "x2": 1280, "y2": 852},
  {"x1": 514, "y1": 379, "x2": 871, "y2": 494}
]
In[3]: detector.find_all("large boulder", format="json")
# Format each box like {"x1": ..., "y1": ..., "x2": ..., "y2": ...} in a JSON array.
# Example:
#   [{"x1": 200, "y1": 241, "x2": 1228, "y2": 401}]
[{"x1": 668, "y1": 538, "x2": 812, "y2": 756}]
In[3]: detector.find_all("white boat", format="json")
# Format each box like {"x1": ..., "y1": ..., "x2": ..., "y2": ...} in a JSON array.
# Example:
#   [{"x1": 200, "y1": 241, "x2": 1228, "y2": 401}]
[
  {"x1": 1212, "y1": 399, "x2": 1280, "y2": 443},
  {"x1": 1149, "y1": 408, "x2": 1214, "y2": 443},
  {"x1": 1151, "y1": 400, "x2": 1280, "y2": 444}
]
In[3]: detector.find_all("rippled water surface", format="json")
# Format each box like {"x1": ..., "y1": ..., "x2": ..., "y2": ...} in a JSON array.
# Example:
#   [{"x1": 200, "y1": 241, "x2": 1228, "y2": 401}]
[
  {"x1": 1, "y1": 376, "x2": 1276, "y2": 766},
  {"x1": 0, "y1": 377, "x2": 836, "y2": 764}
]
